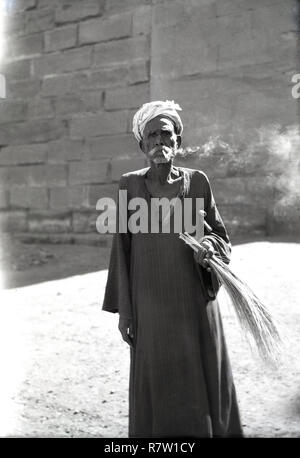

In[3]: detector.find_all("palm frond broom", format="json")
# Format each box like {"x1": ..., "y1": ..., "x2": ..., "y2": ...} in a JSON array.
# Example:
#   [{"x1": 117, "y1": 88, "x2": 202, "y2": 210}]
[{"x1": 179, "y1": 229, "x2": 282, "y2": 365}]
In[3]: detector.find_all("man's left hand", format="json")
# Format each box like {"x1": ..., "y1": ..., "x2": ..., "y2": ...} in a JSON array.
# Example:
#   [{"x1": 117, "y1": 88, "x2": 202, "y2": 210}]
[{"x1": 193, "y1": 240, "x2": 214, "y2": 270}]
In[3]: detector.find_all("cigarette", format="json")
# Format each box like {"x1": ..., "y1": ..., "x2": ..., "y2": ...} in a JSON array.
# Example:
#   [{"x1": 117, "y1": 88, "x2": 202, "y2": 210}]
[{"x1": 199, "y1": 210, "x2": 212, "y2": 233}]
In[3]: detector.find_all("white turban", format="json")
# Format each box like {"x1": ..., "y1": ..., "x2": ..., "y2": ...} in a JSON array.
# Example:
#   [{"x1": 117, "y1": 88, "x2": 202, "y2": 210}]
[{"x1": 132, "y1": 100, "x2": 183, "y2": 142}]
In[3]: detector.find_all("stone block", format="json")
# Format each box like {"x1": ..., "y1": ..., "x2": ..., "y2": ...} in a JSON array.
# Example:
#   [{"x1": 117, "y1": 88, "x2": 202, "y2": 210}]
[
  {"x1": 244, "y1": 176, "x2": 276, "y2": 208},
  {"x1": 175, "y1": 153, "x2": 231, "y2": 179},
  {"x1": 0, "y1": 100, "x2": 28, "y2": 124},
  {"x1": 0, "y1": 144, "x2": 47, "y2": 165},
  {"x1": 251, "y1": 5, "x2": 296, "y2": 64},
  {"x1": 72, "y1": 211, "x2": 98, "y2": 233},
  {"x1": 216, "y1": 0, "x2": 283, "y2": 18},
  {"x1": 53, "y1": 92, "x2": 104, "y2": 116},
  {"x1": 28, "y1": 97, "x2": 55, "y2": 119},
  {"x1": 87, "y1": 60, "x2": 149, "y2": 90},
  {"x1": 11, "y1": 0, "x2": 37, "y2": 12},
  {"x1": 0, "y1": 189, "x2": 8, "y2": 208},
  {"x1": 61, "y1": 46, "x2": 93, "y2": 73},
  {"x1": 79, "y1": 12, "x2": 132, "y2": 45},
  {"x1": 267, "y1": 217, "x2": 300, "y2": 237},
  {"x1": 111, "y1": 157, "x2": 147, "y2": 181},
  {"x1": 10, "y1": 187, "x2": 48, "y2": 209},
  {"x1": 55, "y1": 0, "x2": 104, "y2": 24},
  {"x1": 41, "y1": 74, "x2": 73, "y2": 96},
  {"x1": 5, "y1": 167, "x2": 29, "y2": 187},
  {"x1": 219, "y1": 204, "x2": 267, "y2": 236},
  {"x1": 3, "y1": 59, "x2": 31, "y2": 80},
  {"x1": 151, "y1": 18, "x2": 218, "y2": 79},
  {"x1": 4, "y1": 12, "x2": 25, "y2": 36},
  {"x1": 269, "y1": 194, "x2": 300, "y2": 235},
  {"x1": 28, "y1": 211, "x2": 72, "y2": 233},
  {"x1": 29, "y1": 164, "x2": 68, "y2": 187},
  {"x1": 80, "y1": 92, "x2": 104, "y2": 113},
  {"x1": 225, "y1": 151, "x2": 271, "y2": 178},
  {"x1": 93, "y1": 36, "x2": 150, "y2": 67},
  {"x1": 0, "y1": 119, "x2": 66, "y2": 146},
  {"x1": 41, "y1": 73, "x2": 88, "y2": 97},
  {"x1": 105, "y1": 0, "x2": 151, "y2": 14},
  {"x1": 47, "y1": 139, "x2": 86, "y2": 163},
  {"x1": 10, "y1": 32, "x2": 44, "y2": 58},
  {"x1": 37, "y1": 0, "x2": 57, "y2": 7},
  {"x1": 49, "y1": 187, "x2": 90, "y2": 210},
  {"x1": 45, "y1": 25, "x2": 77, "y2": 53},
  {"x1": 86, "y1": 134, "x2": 139, "y2": 160},
  {"x1": 49, "y1": 188, "x2": 67, "y2": 210},
  {"x1": 231, "y1": 91, "x2": 296, "y2": 130},
  {"x1": 219, "y1": 7, "x2": 295, "y2": 70},
  {"x1": 133, "y1": 5, "x2": 152, "y2": 36},
  {"x1": 105, "y1": 83, "x2": 149, "y2": 110},
  {"x1": 50, "y1": 184, "x2": 119, "y2": 210},
  {"x1": 276, "y1": 32, "x2": 298, "y2": 66},
  {"x1": 87, "y1": 183, "x2": 118, "y2": 208},
  {"x1": 7, "y1": 79, "x2": 41, "y2": 99},
  {"x1": 0, "y1": 169, "x2": 9, "y2": 188},
  {"x1": 70, "y1": 111, "x2": 128, "y2": 138},
  {"x1": 217, "y1": 13, "x2": 262, "y2": 70},
  {"x1": 129, "y1": 60, "x2": 149, "y2": 84},
  {"x1": 209, "y1": 177, "x2": 249, "y2": 206},
  {"x1": 151, "y1": 78, "x2": 220, "y2": 107},
  {"x1": 25, "y1": 8, "x2": 55, "y2": 34},
  {"x1": 15, "y1": 232, "x2": 111, "y2": 246},
  {"x1": 126, "y1": 109, "x2": 138, "y2": 133},
  {"x1": 32, "y1": 46, "x2": 92, "y2": 77},
  {"x1": 153, "y1": 0, "x2": 216, "y2": 29},
  {"x1": 69, "y1": 160, "x2": 108, "y2": 185},
  {"x1": 88, "y1": 67, "x2": 128, "y2": 90},
  {"x1": 0, "y1": 210, "x2": 28, "y2": 232},
  {"x1": 53, "y1": 95, "x2": 83, "y2": 116}
]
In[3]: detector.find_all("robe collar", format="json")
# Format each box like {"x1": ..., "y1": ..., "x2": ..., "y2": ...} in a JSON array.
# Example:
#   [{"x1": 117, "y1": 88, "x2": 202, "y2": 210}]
[{"x1": 143, "y1": 165, "x2": 190, "y2": 198}]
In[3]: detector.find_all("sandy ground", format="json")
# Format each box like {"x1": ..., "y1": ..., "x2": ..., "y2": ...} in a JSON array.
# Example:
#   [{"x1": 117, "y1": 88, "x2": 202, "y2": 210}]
[{"x1": 0, "y1": 236, "x2": 299, "y2": 438}]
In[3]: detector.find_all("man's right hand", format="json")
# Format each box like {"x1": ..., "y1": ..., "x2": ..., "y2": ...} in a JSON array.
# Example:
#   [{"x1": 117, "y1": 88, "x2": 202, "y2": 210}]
[{"x1": 118, "y1": 316, "x2": 134, "y2": 347}]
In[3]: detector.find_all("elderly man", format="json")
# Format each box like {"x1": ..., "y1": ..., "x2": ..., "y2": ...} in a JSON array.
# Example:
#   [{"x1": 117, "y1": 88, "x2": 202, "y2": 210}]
[{"x1": 102, "y1": 100, "x2": 243, "y2": 438}]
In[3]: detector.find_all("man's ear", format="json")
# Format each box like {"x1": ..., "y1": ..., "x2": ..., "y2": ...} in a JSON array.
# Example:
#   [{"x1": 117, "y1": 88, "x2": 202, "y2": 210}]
[
  {"x1": 139, "y1": 140, "x2": 145, "y2": 153},
  {"x1": 176, "y1": 135, "x2": 182, "y2": 149}
]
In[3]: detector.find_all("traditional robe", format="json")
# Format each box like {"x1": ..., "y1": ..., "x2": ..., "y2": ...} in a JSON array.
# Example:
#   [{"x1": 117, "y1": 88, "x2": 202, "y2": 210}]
[{"x1": 102, "y1": 166, "x2": 243, "y2": 438}]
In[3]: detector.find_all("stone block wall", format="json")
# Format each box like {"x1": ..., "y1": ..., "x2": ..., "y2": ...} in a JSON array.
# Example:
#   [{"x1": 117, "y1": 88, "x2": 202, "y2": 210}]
[
  {"x1": 0, "y1": 0, "x2": 150, "y2": 243},
  {"x1": 0, "y1": 0, "x2": 299, "y2": 243},
  {"x1": 151, "y1": 0, "x2": 299, "y2": 237}
]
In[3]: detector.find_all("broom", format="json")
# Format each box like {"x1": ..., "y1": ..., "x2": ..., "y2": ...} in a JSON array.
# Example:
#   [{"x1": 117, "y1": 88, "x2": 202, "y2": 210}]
[{"x1": 179, "y1": 222, "x2": 282, "y2": 365}]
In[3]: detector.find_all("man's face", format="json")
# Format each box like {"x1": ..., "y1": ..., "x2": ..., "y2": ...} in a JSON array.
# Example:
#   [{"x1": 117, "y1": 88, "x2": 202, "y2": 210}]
[{"x1": 141, "y1": 116, "x2": 180, "y2": 164}]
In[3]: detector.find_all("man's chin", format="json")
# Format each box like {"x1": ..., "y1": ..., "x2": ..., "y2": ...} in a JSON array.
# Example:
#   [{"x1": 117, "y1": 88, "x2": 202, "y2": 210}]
[
  {"x1": 152, "y1": 155, "x2": 174, "y2": 164},
  {"x1": 153, "y1": 158, "x2": 169, "y2": 164}
]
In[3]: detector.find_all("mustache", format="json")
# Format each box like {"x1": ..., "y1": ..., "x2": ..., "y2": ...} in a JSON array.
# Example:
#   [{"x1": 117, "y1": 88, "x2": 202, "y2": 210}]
[{"x1": 148, "y1": 145, "x2": 173, "y2": 157}]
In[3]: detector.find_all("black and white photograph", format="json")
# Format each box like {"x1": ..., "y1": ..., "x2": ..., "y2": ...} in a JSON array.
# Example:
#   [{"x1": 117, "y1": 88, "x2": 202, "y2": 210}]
[{"x1": 0, "y1": 0, "x2": 299, "y2": 444}]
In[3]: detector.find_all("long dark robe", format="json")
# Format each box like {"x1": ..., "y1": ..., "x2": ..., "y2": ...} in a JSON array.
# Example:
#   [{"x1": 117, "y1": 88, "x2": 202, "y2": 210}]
[{"x1": 102, "y1": 166, "x2": 243, "y2": 438}]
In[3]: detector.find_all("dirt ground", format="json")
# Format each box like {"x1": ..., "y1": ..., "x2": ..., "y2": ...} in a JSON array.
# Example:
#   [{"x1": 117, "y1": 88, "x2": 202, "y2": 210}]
[{"x1": 0, "y1": 234, "x2": 299, "y2": 438}]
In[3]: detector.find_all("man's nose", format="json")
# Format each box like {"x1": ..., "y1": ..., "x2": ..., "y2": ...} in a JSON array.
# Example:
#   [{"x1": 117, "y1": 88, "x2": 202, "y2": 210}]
[{"x1": 154, "y1": 134, "x2": 163, "y2": 145}]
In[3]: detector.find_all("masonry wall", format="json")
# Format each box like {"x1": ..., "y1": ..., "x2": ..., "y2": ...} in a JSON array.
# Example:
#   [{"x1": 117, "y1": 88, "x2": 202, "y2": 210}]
[
  {"x1": 150, "y1": 0, "x2": 299, "y2": 237},
  {"x1": 0, "y1": 0, "x2": 299, "y2": 244}
]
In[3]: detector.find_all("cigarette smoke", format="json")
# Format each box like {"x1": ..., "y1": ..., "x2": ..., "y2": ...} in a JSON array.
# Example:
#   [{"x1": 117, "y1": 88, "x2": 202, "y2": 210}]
[{"x1": 176, "y1": 124, "x2": 300, "y2": 231}]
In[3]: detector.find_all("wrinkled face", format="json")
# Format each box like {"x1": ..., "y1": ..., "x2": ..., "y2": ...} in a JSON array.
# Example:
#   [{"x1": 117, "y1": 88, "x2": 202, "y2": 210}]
[{"x1": 140, "y1": 116, "x2": 181, "y2": 164}]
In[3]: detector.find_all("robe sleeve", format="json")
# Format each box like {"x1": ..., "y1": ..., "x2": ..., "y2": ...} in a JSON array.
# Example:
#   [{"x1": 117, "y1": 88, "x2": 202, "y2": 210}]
[
  {"x1": 197, "y1": 172, "x2": 232, "y2": 300},
  {"x1": 102, "y1": 175, "x2": 133, "y2": 319}
]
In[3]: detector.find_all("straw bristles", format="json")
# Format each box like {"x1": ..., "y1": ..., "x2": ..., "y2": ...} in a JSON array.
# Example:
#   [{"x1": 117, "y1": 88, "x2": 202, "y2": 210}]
[{"x1": 179, "y1": 232, "x2": 282, "y2": 364}]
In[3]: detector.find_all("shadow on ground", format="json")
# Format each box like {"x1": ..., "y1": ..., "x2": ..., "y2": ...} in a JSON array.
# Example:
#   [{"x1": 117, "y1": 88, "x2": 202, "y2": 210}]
[
  {"x1": 0, "y1": 235, "x2": 111, "y2": 289},
  {"x1": 1, "y1": 233, "x2": 300, "y2": 289}
]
